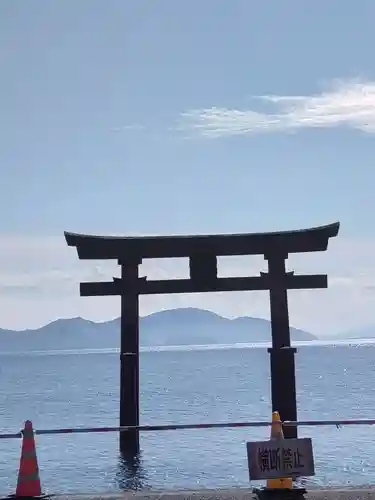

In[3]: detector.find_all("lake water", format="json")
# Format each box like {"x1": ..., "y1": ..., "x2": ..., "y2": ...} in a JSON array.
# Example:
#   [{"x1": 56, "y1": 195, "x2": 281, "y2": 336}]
[{"x1": 1, "y1": 341, "x2": 375, "y2": 495}]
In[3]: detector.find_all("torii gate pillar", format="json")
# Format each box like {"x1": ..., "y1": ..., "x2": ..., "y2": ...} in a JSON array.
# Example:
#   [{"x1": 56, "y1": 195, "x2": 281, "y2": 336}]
[{"x1": 118, "y1": 257, "x2": 141, "y2": 456}]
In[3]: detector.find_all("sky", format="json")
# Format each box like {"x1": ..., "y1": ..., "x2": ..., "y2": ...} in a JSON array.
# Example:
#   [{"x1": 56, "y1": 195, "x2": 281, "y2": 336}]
[{"x1": 1, "y1": 1, "x2": 375, "y2": 334}]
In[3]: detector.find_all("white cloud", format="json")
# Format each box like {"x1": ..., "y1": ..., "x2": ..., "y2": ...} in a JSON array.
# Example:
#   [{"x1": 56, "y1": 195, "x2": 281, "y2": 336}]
[
  {"x1": 180, "y1": 79, "x2": 375, "y2": 138},
  {"x1": 0, "y1": 233, "x2": 374, "y2": 335}
]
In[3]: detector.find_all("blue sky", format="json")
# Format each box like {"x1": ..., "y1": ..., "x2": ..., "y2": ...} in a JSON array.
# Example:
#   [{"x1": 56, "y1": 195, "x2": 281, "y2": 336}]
[{"x1": 1, "y1": 1, "x2": 375, "y2": 333}]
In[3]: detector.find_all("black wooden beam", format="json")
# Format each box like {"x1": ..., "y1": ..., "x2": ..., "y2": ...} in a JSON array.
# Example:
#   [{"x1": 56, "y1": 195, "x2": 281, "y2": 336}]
[
  {"x1": 64, "y1": 222, "x2": 340, "y2": 260},
  {"x1": 119, "y1": 261, "x2": 140, "y2": 456},
  {"x1": 79, "y1": 274, "x2": 328, "y2": 296}
]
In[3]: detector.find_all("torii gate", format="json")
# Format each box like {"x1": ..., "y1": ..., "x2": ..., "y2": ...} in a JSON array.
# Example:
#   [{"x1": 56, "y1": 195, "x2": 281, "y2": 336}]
[{"x1": 65, "y1": 221, "x2": 340, "y2": 456}]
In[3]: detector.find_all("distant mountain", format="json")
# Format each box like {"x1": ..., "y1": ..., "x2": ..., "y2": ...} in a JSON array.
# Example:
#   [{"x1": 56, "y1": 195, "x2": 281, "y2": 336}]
[
  {"x1": 330, "y1": 326, "x2": 375, "y2": 340},
  {"x1": 0, "y1": 308, "x2": 316, "y2": 352}
]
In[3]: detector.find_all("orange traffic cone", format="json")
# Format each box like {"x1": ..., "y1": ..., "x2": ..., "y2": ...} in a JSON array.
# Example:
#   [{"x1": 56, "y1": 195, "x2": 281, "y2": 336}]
[
  {"x1": 16, "y1": 420, "x2": 42, "y2": 497},
  {"x1": 266, "y1": 411, "x2": 293, "y2": 490}
]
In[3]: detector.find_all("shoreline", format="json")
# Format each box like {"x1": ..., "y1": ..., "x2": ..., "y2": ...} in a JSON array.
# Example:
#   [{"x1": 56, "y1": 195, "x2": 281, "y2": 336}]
[{"x1": 51, "y1": 486, "x2": 375, "y2": 500}]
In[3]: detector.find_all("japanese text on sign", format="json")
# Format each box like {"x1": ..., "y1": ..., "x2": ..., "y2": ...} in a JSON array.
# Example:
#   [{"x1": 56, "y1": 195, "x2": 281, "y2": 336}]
[{"x1": 246, "y1": 438, "x2": 315, "y2": 480}]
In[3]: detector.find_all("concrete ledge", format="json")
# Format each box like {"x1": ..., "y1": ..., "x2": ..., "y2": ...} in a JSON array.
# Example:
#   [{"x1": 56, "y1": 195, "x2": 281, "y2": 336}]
[{"x1": 53, "y1": 487, "x2": 375, "y2": 500}]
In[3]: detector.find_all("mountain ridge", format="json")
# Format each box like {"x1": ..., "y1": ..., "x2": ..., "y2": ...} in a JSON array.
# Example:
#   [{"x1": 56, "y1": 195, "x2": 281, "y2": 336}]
[{"x1": 0, "y1": 308, "x2": 316, "y2": 352}]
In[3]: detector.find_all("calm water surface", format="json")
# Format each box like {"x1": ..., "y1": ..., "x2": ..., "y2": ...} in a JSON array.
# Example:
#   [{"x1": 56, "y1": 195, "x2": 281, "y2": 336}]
[{"x1": 0, "y1": 342, "x2": 374, "y2": 494}]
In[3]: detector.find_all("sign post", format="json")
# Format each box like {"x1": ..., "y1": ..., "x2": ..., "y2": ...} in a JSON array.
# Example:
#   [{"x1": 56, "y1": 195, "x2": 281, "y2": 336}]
[
  {"x1": 247, "y1": 437, "x2": 314, "y2": 498},
  {"x1": 247, "y1": 437, "x2": 315, "y2": 481}
]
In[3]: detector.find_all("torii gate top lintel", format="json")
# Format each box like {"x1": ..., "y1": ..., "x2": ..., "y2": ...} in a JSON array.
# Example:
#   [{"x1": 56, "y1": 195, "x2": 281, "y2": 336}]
[{"x1": 64, "y1": 221, "x2": 339, "y2": 261}]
